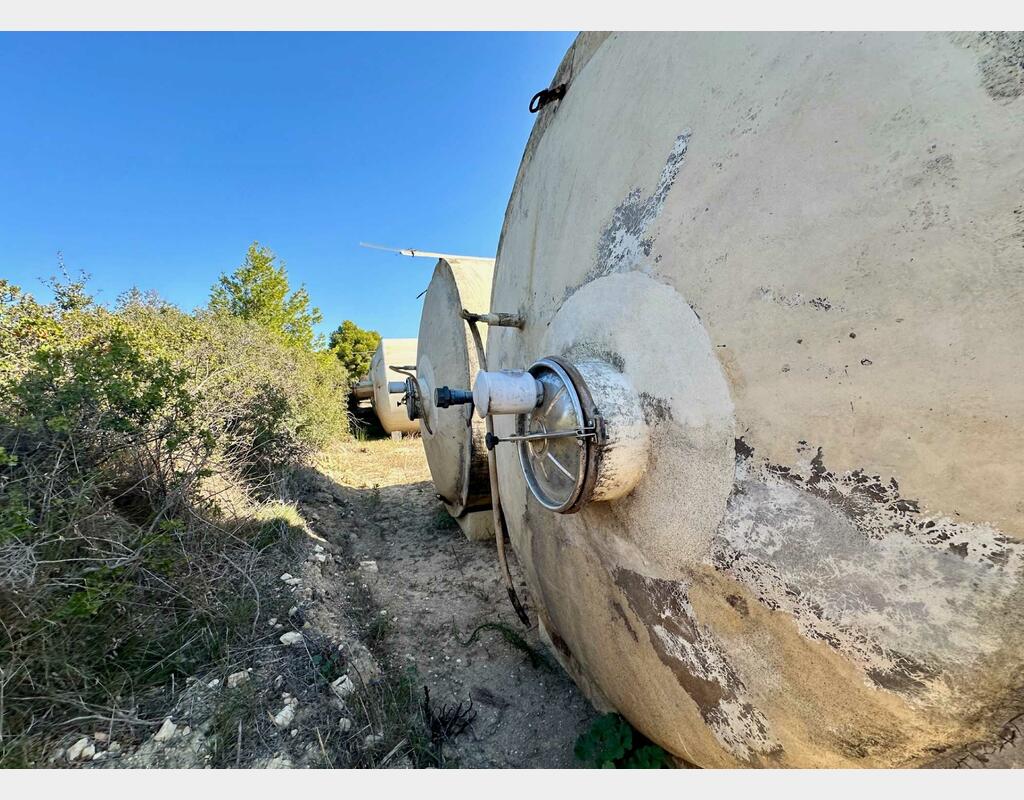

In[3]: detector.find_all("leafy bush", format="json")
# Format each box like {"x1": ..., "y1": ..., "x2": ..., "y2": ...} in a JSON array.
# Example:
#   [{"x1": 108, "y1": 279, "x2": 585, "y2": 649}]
[
  {"x1": 574, "y1": 713, "x2": 669, "y2": 768},
  {"x1": 0, "y1": 272, "x2": 348, "y2": 765}
]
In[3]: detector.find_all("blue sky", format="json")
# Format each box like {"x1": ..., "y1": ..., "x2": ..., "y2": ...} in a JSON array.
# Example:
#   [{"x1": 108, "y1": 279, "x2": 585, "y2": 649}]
[{"x1": 0, "y1": 32, "x2": 575, "y2": 339}]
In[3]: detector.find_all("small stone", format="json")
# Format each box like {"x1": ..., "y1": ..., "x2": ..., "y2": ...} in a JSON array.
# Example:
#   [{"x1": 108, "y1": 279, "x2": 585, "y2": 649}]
[
  {"x1": 93, "y1": 731, "x2": 109, "y2": 743},
  {"x1": 359, "y1": 560, "x2": 378, "y2": 573},
  {"x1": 274, "y1": 674, "x2": 284, "y2": 689},
  {"x1": 226, "y1": 670, "x2": 250, "y2": 689},
  {"x1": 279, "y1": 573, "x2": 294, "y2": 583},
  {"x1": 66, "y1": 737, "x2": 90, "y2": 762},
  {"x1": 279, "y1": 631, "x2": 304, "y2": 646},
  {"x1": 108, "y1": 742, "x2": 122, "y2": 754},
  {"x1": 314, "y1": 554, "x2": 327, "y2": 562},
  {"x1": 330, "y1": 674, "x2": 355, "y2": 700},
  {"x1": 363, "y1": 734, "x2": 383, "y2": 749},
  {"x1": 274, "y1": 623, "x2": 283, "y2": 629},
  {"x1": 207, "y1": 678, "x2": 221, "y2": 688},
  {"x1": 284, "y1": 577, "x2": 302, "y2": 586},
  {"x1": 313, "y1": 544, "x2": 325, "y2": 553},
  {"x1": 81, "y1": 743, "x2": 96, "y2": 759},
  {"x1": 272, "y1": 703, "x2": 297, "y2": 729},
  {"x1": 268, "y1": 617, "x2": 278, "y2": 626},
  {"x1": 92, "y1": 750, "x2": 107, "y2": 762},
  {"x1": 338, "y1": 718, "x2": 353, "y2": 733},
  {"x1": 182, "y1": 726, "x2": 192, "y2": 736},
  {"x1": 290, "y1": 729, "x2": 299, "y2": 737},
  {"x1": 154, "y1": 718, "x2": 177, "y2": 742},
  {"x1": 288, "y1": 606, "x2": 299, "y2": 617}
]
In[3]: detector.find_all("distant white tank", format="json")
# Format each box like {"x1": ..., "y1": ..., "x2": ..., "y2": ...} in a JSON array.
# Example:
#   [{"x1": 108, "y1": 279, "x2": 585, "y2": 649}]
[
  {"x1": 412, "y1": 257, "x2": 496, "y2": 540},
  {"x1": 369, "y1": 338, "x2": 419, "y2": 435},
  {"x1": 482, "y1": 32, "x2": 1024, "y2": 767}
]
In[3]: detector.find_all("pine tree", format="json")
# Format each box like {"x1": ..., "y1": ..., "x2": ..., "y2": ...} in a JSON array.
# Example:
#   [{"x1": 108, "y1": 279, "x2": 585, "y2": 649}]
[{"x1": 209, "y1": 242, "x2": 322, "y2": 350}]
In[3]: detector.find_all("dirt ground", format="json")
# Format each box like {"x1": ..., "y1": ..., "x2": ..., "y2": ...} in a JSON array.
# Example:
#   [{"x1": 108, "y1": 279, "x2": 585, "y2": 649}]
[
  {"x1": 80, "y1": 437, "x2": 1022, "y2": 769},
  {"x1": 305, "y1": 437, "x2": 597, "y2": 767}
]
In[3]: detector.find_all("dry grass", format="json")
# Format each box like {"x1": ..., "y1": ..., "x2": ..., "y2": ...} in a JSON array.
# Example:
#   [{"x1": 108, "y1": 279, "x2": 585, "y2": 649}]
[{"x1": 316, "y1": 439, "x2": 430, "y2": 489}]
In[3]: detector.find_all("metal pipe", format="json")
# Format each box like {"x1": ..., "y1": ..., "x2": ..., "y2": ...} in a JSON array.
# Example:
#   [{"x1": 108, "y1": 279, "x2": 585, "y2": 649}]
[
  {"x1": 460, "y1": 309, "x2": 525, "y2": 329},
  {"x1": 464, "y1": 316, "x2": 530, "y2": 627},
  {"x1": 351, "y1": 378, "x2": 374, "y2": 400}
]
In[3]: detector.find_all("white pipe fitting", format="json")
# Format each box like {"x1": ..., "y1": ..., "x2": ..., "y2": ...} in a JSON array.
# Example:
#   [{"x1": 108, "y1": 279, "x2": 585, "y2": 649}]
[{"x1": 472, "y1": 370, "x2": 543, "y2": 417}]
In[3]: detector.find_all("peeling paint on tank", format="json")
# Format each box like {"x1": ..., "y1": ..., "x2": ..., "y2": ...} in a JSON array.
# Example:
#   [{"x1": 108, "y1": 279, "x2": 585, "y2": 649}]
[
  {"x1": 712, "y1": 441, "x2": 1024, "y2": 692},
  {"x1": 564, "y1": 129, "x2": 692, "y2": 303},
  {"x1": 614, "y1": 568, "x2": 781, "y2": 762}
]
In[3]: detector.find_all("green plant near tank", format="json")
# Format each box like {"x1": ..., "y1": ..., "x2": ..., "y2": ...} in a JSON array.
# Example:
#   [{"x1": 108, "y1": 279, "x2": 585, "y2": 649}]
[{"x1": 574, "y1": 713, "x2": 669, "y2": 768}]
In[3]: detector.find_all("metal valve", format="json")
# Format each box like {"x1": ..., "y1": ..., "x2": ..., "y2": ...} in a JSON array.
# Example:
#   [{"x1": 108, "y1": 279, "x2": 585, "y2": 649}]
[{"x1": 435, "y1": 386, "x2": 474, "y2": 408}]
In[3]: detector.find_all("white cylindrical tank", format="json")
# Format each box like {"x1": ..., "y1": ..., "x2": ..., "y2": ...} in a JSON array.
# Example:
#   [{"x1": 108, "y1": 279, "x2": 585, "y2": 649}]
[
  {"x1": 416, "y1": 257, "x2": 496, "y2": 539},
  {"x1": 486, "y1": 32, "x2": 1024, "y2": 767},
  {"x1": 369, "y1": 338, "x2": 419, "y2": 435}
]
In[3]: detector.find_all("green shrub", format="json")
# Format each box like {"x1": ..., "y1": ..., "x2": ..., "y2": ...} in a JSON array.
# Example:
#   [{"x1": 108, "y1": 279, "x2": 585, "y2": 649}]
[
  {"x1": 574, "y1": 713, "x2": 669, "y2": 768},
  {"x1": 0, "y1": 273, "x2": 347, "y2": 765}
]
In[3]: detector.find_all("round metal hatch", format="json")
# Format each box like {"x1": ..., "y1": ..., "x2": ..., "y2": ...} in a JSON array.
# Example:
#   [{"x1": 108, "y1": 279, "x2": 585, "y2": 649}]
[{"x1": 516, "y1": 357, "x2": 593, "y2": 513}]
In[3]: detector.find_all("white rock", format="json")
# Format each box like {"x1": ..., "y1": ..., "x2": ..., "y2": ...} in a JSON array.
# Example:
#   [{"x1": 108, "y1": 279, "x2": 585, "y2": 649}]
[
  {"x1": 290, "y1": 729, "x2": 298, "y2": 737},
  {"x1": 267, "y1": 617, "x2": 278, "y2": 626},
  {"x1": 279, "y1": 631, "x2": 304, "y2": 646},
  {"x1": 288, "y1": 606, "x2": 298, "y2": 617},
  {"x1": 274, "y1": 674, "x2": 284, "y2": 689},
  {"x1": 66, "y1": 737, "x2": 90, "y2": 762},
  {"x1": 338, "y1": 718, "x2": 353, "y2": 733},
  {"x1": 314, "y1": 554, "x2": 327, "y2": 562},
  {"x1": 108, "y1": 742, "x2": 122, "y2": 754},
  {"x1": 359, "y1": 560, "x2": 378, "y2": 573},
  {"x1": 154, "y1": 718, "x2": 177, "y2": 742},
  {"x1": 330, "y1": 674, "x2": 355, "y2": 700},
  {"x1": 272, "y1": 703, "x2": 296, "y2": 729},
  {"x1": 182, "y1": 726, "x2": 192, "y2": 736},
  {"x1": 92, "y1": 750, "x2": 107, "y2": 762},
  {"x1": 81, "y1": 743, "x2": 95, "y2": 760},
  {"x1": 363, "y1": 734, "x2": 383, "y2": 749},
  {"x1": 279, "y1": 573, "x2": 294, "y2": 583},
  {"x1": 226, "y1": 670, "x2": 250, "y2": 689},
  {"x1": 93, "y1": 731, "x2": 109, "y2": 743},
  {"x1": 313, "y1": 544, "x2": 324, "y2": 553},
  {"x1": 284, "y1": 577, "x2": 302, "y2": 586}
]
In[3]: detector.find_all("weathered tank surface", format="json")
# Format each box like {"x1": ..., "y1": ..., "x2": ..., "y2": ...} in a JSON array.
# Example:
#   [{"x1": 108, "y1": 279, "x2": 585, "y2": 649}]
[
  {"x1": 415, "y1": 257, "x2": 496, "y2": 540},
  {"x1": 485, "y1": 32, "x2": 1024, "y2": 767},
  {"x1": 369, "y1": 338, "x2": 419, "y2": 435}
]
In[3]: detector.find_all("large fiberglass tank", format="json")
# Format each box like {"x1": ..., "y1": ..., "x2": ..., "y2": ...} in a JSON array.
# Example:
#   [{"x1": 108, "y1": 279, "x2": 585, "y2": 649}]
[
  {"x1": 368, "y1": 338, "x2": 419, "y2": 435},
  {"x1": 483, "y1": 32, "x2": 1024, "y2": 767},
  {"x1": 412, "y1": 257, "x2": 496, "y2": 540}
]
